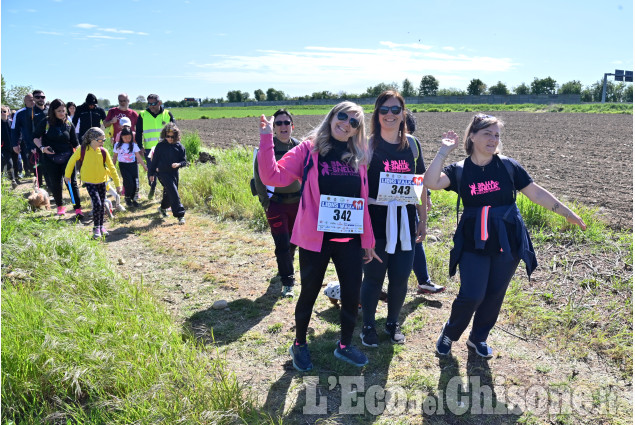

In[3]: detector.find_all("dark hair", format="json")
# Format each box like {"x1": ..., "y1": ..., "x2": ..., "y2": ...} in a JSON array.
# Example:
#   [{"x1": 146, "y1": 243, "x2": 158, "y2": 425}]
[
  {"x1": 405, "y1": 109, "x2": 416, "y2": 134},
  {"x1": 370, "y1": 90, "x2": 407, "y2": 151},
  {"x1": 33, "y1": 89, "x2": 44, "y2": 97},
  {"x1": 66, "y1": 101, "x2": 76, "y2": 112},
  {"x1": 116, "y1": 127, "x2": 135, "y2": 153},
  {"x1": 160, "y1": 122, "x2": 181, "y2": 142},
  {"x1": 273, "y1": 108, "x2": 293, "y2": 124},
  {"x1": 47, "y1": 98, "x2": 66, "y2": 127}
]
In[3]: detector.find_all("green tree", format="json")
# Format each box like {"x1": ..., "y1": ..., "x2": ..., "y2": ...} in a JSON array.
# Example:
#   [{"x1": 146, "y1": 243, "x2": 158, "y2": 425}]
[
  {"x1": 625, "y1": 84, "x2": 633, "y2": 102},
  {"x1": 418, "y1": 75, "x2": 439, "y2": 96},
  {"x1": 1, "y1": 75, "x2": 6, "y2": 105},
  {"x1": 467, "y1": 79, "x2": 487, "y2": 95},
  {"x1": 266, "y1": 88, "x2": 285, "y2": 102},
  {"x1": 530, "y1": 77, "x2": 557, "y2": 95},
  {"x1": 437, "y1": 87, "x2": 467, "y2": 96},
  {"x1": 4, "y1": 83, "x2": 34, "y2": 110},
  {"x1": 513, "y1": 83, "x2": 530, "y2": 95},
  {"x1": 311, "y1": 91, "x2": 336, "y2": 100},
  {"x1": 130, "y1": 95, "x2": 146, "y2": 110},
  {"x1": 97, "y1": 98, "x2": 111, "y2": 109},
  {"x1": 227, "y1": 90, "x2": 244, "y2": 102},
  {"x1": 364, "y1": 82, "x2": 399, "y2": 98},
  {"x1": 488, "y1": 81, "x2": 509, "y2": 95},
  {"x1": 402, "y1": 78, "x2": 417, "y2": 97},
  {"x1": 558, "y1": 80, "x2": 582, "y2": 95},
  {"x1": 254, "y1": 89, "x2": 265, "y2": 102}
]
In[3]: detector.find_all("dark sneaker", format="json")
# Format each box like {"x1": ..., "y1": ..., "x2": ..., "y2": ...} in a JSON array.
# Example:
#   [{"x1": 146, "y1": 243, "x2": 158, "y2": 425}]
[
  {"x1": 125, "y1": 198, "x2": 133, "y2": 207},
  {"x1": 417, "y1": 281, "x2": 445, "y2": 294},
  {"x1": 158, "y1": 207, "x2": 168, "y2": 217},
  {"x1": 289, "y1": 341, "x2": 312, "y2": 372},
  {"x1": 334, "y1": 341, "x2": 368, "y2": 367},
  {"x1": 281, "y1": 285, "x2": 294, "y2": 298},
  {"x1": 467, "y1": 339, "x2": 493, "y2": 359},
  {"x1": 436, "y1": 324, "x2": 453, "y2": 356},
  {"x1": 178, "y1": 217, "x2": 186, "y2": 225},
  {"x1": 385, "y1": 322, "x2": 405, "y2": 344},
  {"x1": 131, "y1": 200, "x2": 141, "y2": 208},
  {"x1": 360, "y1": 325, "x2": 379, "y2": 347}
]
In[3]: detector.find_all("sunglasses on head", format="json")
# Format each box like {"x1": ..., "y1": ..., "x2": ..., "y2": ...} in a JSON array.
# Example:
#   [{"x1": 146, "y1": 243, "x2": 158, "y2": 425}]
[
  {"x1": 336, "y1": 111, "x2": 360, "y2": 129},
  {"x1": 378, "y1": 105, "x2": 402, "y2": 115},
  {"x1": 274, "y1": 120, "x2": 291, "y2": 126},
  {"x1": 148, "y1": 101, "x2": 159, "y2": 106}
]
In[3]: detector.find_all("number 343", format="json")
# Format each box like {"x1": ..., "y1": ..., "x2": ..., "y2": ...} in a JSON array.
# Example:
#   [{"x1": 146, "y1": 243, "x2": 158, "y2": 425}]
[{"x1": 391, "y1": 185, "x2": 411, "y2": 195}]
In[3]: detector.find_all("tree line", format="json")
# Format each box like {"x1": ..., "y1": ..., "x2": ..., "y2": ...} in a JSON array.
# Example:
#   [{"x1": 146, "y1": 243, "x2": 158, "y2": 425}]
[{"x1": 2, "y1": 74, "x2": 632, "y2": 111}]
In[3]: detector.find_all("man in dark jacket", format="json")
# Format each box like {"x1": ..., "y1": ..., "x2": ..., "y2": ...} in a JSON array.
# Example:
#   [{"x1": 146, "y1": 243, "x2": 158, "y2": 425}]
[
  {"x1": 72, "y1": 93, "x2": 106, "y2": 141},
  {"x1": 12, "y1": 90, "x2": 48, "y2": 186}
]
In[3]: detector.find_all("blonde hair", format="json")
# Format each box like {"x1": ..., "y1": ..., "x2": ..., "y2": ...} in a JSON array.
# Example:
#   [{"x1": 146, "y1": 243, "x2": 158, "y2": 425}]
[
  {"x1": 463, "y1": 114, "x2": 504, "y2": 155},
  {"x1": 304, "y1": 101, "x2": 368, "y2": 170}
]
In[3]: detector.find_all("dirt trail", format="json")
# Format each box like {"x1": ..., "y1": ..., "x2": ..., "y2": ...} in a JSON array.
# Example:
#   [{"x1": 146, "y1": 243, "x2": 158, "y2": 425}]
[{"x1": 98, "y1": 198, "x2": 631, "y2": 424}]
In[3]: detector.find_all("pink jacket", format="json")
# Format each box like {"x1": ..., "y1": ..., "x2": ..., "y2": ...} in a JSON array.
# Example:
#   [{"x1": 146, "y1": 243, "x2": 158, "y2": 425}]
[{"x1": 258, "y1": 133, "x2": 375, "y2": 252}]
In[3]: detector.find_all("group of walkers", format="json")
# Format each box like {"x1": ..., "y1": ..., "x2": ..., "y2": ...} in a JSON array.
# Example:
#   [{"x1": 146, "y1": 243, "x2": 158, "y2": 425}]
[
  {"x1": 256, "y1": 90, "x2": 586, "y2": 371},
  {"x1": 1, "y1": 91, "x2": 188, "y2": 239},
  {"x1": 3, "y1": 88, "x2": 587, "y2": 370}
]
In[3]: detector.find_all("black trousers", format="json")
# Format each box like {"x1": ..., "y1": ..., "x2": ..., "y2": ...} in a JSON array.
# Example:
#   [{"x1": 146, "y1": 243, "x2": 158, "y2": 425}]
[
  {"x1": 157, "y1": 171, "x2": 185, "y2": 218},
  {"x1": 119, "y1": 162, "x2": 139, "y2": 201},
  {"x1": 42, "y1": 156, "x2": 80, "y2": 209},
  {"x1": 296, "y1": 237, "x2": 363, "y2": 346}
]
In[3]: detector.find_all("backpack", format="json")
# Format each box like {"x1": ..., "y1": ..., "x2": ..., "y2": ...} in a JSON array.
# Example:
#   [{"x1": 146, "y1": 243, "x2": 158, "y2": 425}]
[
  {"x1": 78, "y1": 145, "x2": 108, "y2": 170},
  {"x1": 250, "y1": 138, "x2": 300, "y2": 197},
  {"x1": 454, "y1": 155, "x2": 516, "y2": 224},
  {"x1": 406, "y1": 134, "x2": 420, "y2": 161}
]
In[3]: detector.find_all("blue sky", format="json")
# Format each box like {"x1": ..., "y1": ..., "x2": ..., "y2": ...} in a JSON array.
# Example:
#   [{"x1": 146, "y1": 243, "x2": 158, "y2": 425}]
[{"x1": 1, "y1": 0, "x2": 633, "y2": 104}]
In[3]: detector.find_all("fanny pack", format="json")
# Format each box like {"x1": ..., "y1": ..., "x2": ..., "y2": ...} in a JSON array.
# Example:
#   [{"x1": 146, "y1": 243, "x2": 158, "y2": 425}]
[{"x1": 50, "y1": 151, "x2": 72, "y2": 164}]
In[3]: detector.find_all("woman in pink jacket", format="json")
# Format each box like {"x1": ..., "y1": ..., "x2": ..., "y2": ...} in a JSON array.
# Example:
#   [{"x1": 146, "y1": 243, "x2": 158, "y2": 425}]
[{"x1": 258, "y1": 101, "x2": 379, "y2": 371}]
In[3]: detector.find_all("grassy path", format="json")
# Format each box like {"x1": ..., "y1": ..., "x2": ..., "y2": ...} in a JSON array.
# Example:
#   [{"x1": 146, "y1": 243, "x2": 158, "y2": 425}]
[{"x1": 97, "y1": 189, "x2": 632, "y2": 425}]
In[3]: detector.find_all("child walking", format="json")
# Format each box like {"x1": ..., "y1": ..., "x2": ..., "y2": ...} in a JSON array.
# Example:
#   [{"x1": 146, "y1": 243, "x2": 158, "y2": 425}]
[
  {"x1": 112, "y1": 125, "x2": 147, "y2": 208},
  {"x1": 65, "y1": 128, "x2": 121, "y2": 239},
  {"x1": 148, "y1": 123, "x2": 188, "y2": 225}
]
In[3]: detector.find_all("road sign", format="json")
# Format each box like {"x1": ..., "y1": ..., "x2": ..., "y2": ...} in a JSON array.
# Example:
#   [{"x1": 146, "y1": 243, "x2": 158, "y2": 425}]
[{"x1": 626, "y1": 71, "x2": 633, "y2": 83}]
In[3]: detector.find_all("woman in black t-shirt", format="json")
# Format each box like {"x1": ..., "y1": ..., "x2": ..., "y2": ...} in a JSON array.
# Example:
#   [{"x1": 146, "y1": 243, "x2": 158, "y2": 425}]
[
  {"x1": 359, "y1": 90, "x2": 428, "y2": 347},
  {"x1": 33, "y1": 98, "x2": 82, "y2": 218},
  {"x1": 423, "y1": 114, "x2": 586, "y2": 359}
]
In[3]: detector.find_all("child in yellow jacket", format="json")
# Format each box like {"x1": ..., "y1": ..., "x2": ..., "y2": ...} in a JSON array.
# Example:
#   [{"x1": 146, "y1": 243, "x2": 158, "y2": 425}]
[{"x1": 65, "y1": 128, "x2": 121, "y2": 239}]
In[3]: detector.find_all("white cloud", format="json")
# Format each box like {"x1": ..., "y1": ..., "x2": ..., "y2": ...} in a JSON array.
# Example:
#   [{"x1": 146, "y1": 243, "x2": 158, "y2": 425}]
[
  {"x1": 380, "y1": 41, "x2": 433, "y2": 50},
  {"x1": 75, "y1": 23, "x2": 147, "y2": 36},
  {"x1": 87, "y1": 35, "x2": 126, "y2": 40},
  {"x1": 76, "y1": 23, "x2": 97, "y2": 29}
]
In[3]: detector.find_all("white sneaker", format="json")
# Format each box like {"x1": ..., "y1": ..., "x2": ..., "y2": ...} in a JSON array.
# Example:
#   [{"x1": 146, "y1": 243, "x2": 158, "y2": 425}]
[{"x1": 417, "y1": 281, "x2": 445, "y2": 294}]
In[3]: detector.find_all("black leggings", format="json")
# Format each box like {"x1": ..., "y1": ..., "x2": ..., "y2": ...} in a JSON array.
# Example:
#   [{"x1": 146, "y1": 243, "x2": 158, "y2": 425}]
[
  {"x1": 296, "y1": 237, "x2": 363, "y2": 346},
  {"x1": 118, "y1": 162, "x2": 139, "y2": 201}
]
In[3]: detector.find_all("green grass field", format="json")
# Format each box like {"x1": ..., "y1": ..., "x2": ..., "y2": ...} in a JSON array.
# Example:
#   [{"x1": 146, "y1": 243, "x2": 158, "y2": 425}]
[{"x1": 169, "y1": 103, "x2": 633, "y2": 120}]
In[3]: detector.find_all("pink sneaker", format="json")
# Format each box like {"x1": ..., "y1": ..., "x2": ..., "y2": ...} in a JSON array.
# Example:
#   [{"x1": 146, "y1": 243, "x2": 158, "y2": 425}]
[
  {"x1": 92, "y1": 227, "x2": 101, "y2": 239},
  {"x1": 100, "y1": 226, "x2": 110, "y2": 237},
  {"x1": 57, "y1": 206, "x2": 66, "y2": 216}
]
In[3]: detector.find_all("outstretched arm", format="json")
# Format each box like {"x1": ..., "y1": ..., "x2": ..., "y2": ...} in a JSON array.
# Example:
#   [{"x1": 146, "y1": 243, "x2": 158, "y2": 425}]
[
  {"x1": 520, "y1": 182, "x2": 586, "y2": 230},
  {"x1": 422, "y1": 131, "x2": 459, "y2": 190}
]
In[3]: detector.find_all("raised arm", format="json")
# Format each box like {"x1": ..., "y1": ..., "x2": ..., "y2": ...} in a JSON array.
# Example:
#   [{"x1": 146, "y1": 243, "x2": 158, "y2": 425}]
[
  {"x1": 257, "y1": 114, "x2": 303, "y2": 186},
  {"x1": 520, "y1": 182, "x2": 586, "y2": 230},
  {"x1": 422, "y1": 131, "x2": 459, "y2": 190}
]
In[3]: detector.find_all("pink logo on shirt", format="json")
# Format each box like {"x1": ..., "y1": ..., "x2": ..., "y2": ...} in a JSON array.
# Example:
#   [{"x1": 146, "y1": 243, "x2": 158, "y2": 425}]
[
  {"x1": 469, "y1": 180, "x2": 500, "y2": 196},
  {"x1": 320, "y1": 161, "x2": 357, "y2": 176},
  {"x1": 383, "y1": 159, "x2": 410, "y2": 173}
]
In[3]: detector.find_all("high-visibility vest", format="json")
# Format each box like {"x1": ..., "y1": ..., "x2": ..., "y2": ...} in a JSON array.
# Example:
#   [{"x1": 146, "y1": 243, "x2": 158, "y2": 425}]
[{"x1": 140, "y1": 109, "x2": 171, "y2": 150}]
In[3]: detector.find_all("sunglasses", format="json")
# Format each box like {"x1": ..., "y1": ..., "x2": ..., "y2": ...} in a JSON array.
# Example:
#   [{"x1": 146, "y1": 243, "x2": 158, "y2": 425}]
[
  {"x1": 148, "y1": 101, "x2": 159, "y2": 106},
  {"x1": 378, "y1": 105, "x2": 402, "y2": 115},
  {"x1": 165, "y1": 134, "x2": 175, "y2": 139},
  {"x1": 274, "y1": 120, "x2": 291, "y2": 126},
  {"x1": 336, "y1": 111, "x2": 360, "y2": 129},
  {"x1": 34, "y1": 95, "x2": 46, "y2": 99}
]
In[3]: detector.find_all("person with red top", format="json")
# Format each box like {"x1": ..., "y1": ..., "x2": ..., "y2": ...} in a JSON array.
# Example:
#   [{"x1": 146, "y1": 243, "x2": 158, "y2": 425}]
[
  {"x1": 104, "y1": 93, "x2": 139, "y2": 142},
  {"x1": 258, "y1": 101, "x2": 380, "y2": 371}
]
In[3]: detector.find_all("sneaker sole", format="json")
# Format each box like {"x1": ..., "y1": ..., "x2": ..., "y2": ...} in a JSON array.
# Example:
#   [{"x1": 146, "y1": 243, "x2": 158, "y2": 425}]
[
  {"x1": 466, "y1": 340, "x2": 493, "y2": 359},
  {"x1": 289, "y1": 345, "x2": 312, "y2": 372},
  {"x1": 333, "y1": 349, "x2": 368, "y2": 367},
  {"x1": 383, "y1": 329, "x2": 405, "y2": 344},
  {"x1": 417, "y1": 287, "x2": 446, "y2": 294},
  {"x1": 359, "y1": 333, "x2": 378, "y2": 348}
]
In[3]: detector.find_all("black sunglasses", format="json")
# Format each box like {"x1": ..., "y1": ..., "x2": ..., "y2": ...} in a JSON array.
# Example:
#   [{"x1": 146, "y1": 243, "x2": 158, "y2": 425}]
[
  {"x1": 378, "y1": 105, "x2": 402, "y2": 115},
  {"x1": 336, "y1": 111, "x2": 360, "y2": 129},
  {"x1": 274, "y1": 120, "x2": 291, "y2": 126},
  {"x1": 34, "y1": 95, "x2": 46, "y2": 99},
  {"x1": 148, "y1": 101, "x2": 159, "y2": 106}
]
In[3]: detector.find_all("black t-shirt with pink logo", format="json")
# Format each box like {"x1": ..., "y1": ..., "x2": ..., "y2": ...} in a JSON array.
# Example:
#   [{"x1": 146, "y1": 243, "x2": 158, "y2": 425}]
[
  {"x1": 318, "y1": 138, "x2": 362, "y2": 239},
  {"x1": 443, "y1": 155, "x2": 533, "y2": 254},
  {"x1": 367, "y1": 138, "x2": 425, "y2": 239}
]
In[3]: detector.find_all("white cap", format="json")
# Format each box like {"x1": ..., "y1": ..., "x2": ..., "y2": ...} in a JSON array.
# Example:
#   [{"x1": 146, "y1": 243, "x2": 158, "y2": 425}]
[{"x1": 119, "y1": 117, "x2": 132, "y2": 127}]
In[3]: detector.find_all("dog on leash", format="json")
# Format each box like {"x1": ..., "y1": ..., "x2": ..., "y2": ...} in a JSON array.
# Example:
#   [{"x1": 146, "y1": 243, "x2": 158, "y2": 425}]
[{"x1": 27, "y1": 188, "x2": 51, "y2": 210}]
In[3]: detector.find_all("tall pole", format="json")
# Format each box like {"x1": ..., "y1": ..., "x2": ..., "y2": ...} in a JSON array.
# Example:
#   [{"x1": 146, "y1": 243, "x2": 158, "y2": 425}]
[{"x1": 601, "y1": 73, "x2": 609, "y2": 103}]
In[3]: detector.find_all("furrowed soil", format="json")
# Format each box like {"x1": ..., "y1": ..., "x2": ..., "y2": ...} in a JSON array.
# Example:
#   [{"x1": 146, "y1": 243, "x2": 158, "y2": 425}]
[{"x1": 16, "y1": 112, "x2": 632, "y2": 424}]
